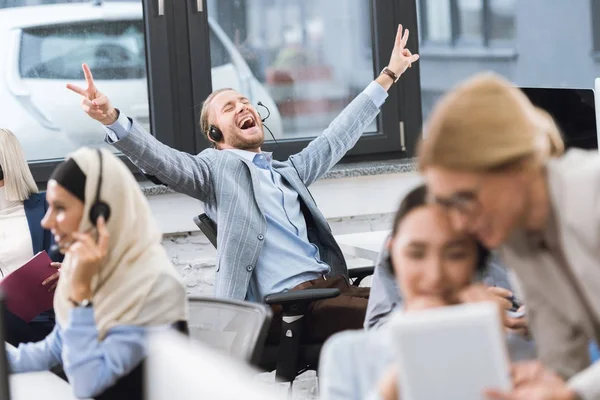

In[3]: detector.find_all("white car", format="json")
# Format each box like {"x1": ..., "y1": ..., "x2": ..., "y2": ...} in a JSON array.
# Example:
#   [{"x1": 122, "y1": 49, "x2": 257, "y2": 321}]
[{"x1": 0, "y1": 2, "x2": 282, "y2": 161}]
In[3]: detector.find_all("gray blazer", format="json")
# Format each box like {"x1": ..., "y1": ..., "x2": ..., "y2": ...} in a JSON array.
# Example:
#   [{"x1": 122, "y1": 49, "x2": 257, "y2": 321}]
[{"x1": 108, "y1": 92, "x2": 380, "y2": 300}]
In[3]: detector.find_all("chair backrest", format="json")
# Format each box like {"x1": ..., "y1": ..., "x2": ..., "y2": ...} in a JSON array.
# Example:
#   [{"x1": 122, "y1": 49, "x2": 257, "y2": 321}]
[
  {"x1": 187, "y1": 296, "x2": 272, "y2": 366},
  {"x1": 193, "y1": 214, "x2": 218, "y2": 248}
]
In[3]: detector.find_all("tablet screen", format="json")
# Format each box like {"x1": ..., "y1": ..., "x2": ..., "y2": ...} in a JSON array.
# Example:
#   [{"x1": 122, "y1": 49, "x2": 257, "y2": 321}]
[{"x1": 391, "y1": 302, "x2": 511, "y2": 400}]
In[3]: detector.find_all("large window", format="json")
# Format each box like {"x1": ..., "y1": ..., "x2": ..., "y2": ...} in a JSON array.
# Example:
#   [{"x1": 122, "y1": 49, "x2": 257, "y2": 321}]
[
  {"x1": 207, "y1": 0, "x2": 376, "y2": 141},
  {"x1": 417, "y1": 0, "x2": 600, "y2": 150},
  {"x1": 188, "y1": 0, "x2": 416, "y2": 159},
  {"x1": 419, "y1": 0, "x2": 515, "y2": 47},
  {"x1": 0, "y1": 0, "x2": 153, "y2": 165},
  {"x1": 3, "y1": 0, "x2": 420, "y2": 179}
]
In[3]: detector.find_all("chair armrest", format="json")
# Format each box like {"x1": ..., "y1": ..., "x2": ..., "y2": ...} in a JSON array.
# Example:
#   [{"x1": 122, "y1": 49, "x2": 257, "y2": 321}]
[
  {"x1": 348, "y1": 266, "x2": 375, "y2": 286},
  {"x1": 264, "y1": 288, "x2": 340, "y2": 307}
]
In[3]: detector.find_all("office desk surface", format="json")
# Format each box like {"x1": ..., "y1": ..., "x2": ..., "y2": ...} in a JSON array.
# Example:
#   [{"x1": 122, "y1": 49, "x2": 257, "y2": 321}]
[
  {"x1": 10, "y1": 371, "x2": 90, "y2": 400},
  {"x1": 335, "y1": 230, "x2": 390, "y2": 263}
]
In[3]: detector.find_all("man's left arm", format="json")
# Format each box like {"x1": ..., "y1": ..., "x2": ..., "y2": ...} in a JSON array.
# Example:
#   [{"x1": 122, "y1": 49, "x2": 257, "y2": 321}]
[{"x1": 288, "y1": 24, "x2": 419, "y2": 186}]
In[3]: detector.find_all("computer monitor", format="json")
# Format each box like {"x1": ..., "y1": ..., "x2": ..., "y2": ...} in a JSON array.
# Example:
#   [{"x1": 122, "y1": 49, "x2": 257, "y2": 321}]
[
  {"x1": 0, "y1": 292, "x2": 11, "y2": 400},
  {"x1": 145, "y1": 331, "x2": 281, "y2": 400},
  {"x1": 521, "y1": 87, "x2": 598, "y2": 150}
]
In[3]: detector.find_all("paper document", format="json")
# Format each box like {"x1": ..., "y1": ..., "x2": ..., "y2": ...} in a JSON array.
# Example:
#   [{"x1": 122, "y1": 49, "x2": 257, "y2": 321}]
[{"x1": 0, "y1": 251, "x2": 55, "y2": 322}]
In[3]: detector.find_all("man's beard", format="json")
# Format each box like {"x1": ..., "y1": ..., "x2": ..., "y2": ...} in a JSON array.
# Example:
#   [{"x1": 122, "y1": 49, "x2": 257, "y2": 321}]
[{"x1": 231, "y1": 131, "x2": 265, "y2": 150}]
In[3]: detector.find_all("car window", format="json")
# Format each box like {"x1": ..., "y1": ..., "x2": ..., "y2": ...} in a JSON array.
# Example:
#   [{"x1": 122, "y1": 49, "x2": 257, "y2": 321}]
[{"x1": 20, "y1": 20, "x2": 146, "y2": 80}]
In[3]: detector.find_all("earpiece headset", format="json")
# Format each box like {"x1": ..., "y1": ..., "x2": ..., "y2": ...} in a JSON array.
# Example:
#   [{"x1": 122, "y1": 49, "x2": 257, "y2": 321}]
[
  {"x1": 89, "y1": 149, "x2": 111, "y2": 226},
  {"x1": 208, "y1": 125, "x2": 223, "y2": 143}
]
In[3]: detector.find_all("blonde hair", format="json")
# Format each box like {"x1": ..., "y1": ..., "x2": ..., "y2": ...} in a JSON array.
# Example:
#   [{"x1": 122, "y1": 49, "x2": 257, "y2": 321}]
[
  {"x1": 0, "y1": 129, "x2": 38, "y2": 201},
  {"x1": 199, "y1": 88, "x2": 234, "y2": 143},
  {"x1": 418, "y1": 72, "x2": 564, "y2": 173}
]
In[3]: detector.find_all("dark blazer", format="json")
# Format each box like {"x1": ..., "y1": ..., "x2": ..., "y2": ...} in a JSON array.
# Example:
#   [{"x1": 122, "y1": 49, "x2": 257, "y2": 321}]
[{"x1": 23, "y1": 192, "x2": 62, "y2": 263}]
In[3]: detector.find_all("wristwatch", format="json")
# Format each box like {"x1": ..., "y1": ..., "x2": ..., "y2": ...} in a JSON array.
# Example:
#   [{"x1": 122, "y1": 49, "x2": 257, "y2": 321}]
[
  {"x1": 380, "y1": 67, "x2": 400, "y2": 83},
  {"x1": 69, "y1": 298, "x2": 93, "y2": 308}
]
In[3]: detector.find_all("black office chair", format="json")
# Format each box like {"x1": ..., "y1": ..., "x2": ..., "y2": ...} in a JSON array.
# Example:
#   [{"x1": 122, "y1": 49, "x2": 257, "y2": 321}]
[{"x1": 193, "y1": 213, "x2": 374, "y2": 382}]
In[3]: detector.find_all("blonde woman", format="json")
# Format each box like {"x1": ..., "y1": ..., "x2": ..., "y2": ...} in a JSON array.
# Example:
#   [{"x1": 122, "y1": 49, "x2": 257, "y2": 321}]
[
  {"x1": 7, "y1": 148, "x2": 188, "y2": 400},
  {"x1": 0, "y1": 128, "x2": 62, "y2": 345},
  {"x1": 418, "y1": 73, "x2": 600, "y2": 400}
]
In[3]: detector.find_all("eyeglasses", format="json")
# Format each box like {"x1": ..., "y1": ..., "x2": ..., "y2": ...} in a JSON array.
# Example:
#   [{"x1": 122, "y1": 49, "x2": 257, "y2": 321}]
[{"x1": 430, "y1": 181, "x2": 483, "y2": 222}]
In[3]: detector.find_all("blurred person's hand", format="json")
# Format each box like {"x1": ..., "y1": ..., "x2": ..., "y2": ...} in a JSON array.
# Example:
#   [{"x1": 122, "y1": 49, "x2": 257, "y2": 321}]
[
  {"x1": 485, "y1": 361, "x2": 576, "y2": 400},
  {"x1": 67, "y1": 63, "x2": 118, "y2": 126},
  {"x1": 68, "y1": 216, "x2": 110, "y2": 302},
  {"x1": 487, "y1": 286, "x2": 529, "y2": 336},
  {"x1": 456, "y1": 284, "x2": 511, "y2": 328},
  {"x1": 42, "y1": 262, "x2": 61, "y2": 292},
  {"x1": 377, "y1": 365, "x2": 400, "y2": 400}
]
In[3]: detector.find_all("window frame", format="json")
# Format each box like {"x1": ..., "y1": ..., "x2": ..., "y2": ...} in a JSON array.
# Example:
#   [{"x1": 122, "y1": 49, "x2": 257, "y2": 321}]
[
  {"x1": 185, "y1": 0, "x2": 422, "y2": 161},
  {"x1": 419, "y1": 0, "x2": 514, "y2": 48},
  {"x1": 27, "y1": 0, "x2": 425, "y2": 184}
]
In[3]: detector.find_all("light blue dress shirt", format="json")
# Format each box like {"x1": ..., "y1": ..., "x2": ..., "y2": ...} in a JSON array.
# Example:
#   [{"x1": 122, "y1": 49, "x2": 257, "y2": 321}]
[
  {"x1": 104, "y1": 82, "x2": 389, "y2": 300},
  {"x1": 7, "y1": 307, "x2": 151, "y2": 399}
]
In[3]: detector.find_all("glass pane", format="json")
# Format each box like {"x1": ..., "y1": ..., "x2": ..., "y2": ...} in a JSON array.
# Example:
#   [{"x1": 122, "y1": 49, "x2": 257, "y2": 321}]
[
  {"x1": 457, "y1": 0, "x2": 483, "y2": 42},
  {"x1": 421, "y1": 0, "x2": 452, "y2": 43},
  {"x1": 419, "y1": 1, "x2": 599, "y2": 150},
  {"x1": 490, "y1": 0, "x2": 516, "y2": 40},
  {"x1": 0, "y1": 0, "x2": 150, "y2": 161},
  {"x1": 207, "y1": 0, "x2": 376, "y2": 141}
]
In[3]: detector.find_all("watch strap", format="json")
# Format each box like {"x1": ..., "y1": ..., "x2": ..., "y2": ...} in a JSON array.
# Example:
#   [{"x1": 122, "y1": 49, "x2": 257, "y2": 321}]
[{"x1": 381, "y1": 67, "x2": 399, "y2": 83}]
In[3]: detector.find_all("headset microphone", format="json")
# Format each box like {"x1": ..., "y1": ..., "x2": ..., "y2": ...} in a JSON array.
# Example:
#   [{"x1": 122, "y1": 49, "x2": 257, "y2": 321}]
[
  {"x1": 257, "y1": 100, "x2": 318, "y2": 206},
  {"x1": 257, "y1": 101, "x2": 270, "y2": 122}
]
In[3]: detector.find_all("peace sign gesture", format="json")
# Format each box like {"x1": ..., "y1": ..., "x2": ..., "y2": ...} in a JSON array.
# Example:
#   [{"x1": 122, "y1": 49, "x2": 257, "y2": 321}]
[
  {"x1": 66, "y1": 63, "x2": 118, "y2": 126},
  {"x1": 387, "y1": 24, "x2": 420, "y2": 78}
]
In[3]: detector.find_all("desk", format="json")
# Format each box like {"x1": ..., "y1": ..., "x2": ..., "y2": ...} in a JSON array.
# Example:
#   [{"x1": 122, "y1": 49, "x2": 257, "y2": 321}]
[
  {"x1": 335, "y1": 230, "x2": 390, "y2": 263},
  {"x1": 10, "y1": 372, "x2": 87, "y2": 400}
]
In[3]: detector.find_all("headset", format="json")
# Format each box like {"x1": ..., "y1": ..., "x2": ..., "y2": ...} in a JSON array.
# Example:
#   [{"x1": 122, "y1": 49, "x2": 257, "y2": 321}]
[
  {"x1": 208, "y1": 125, "x2": 223, "y2": 143},
  {"x1": 89, "y1": 149, "x2": 111, "y2": 226}
]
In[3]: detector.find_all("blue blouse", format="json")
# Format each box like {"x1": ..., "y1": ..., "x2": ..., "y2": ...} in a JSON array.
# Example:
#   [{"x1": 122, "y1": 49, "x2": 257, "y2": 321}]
[{"x1": 7, "y1": 307, "x2": 152, "y2": 399}]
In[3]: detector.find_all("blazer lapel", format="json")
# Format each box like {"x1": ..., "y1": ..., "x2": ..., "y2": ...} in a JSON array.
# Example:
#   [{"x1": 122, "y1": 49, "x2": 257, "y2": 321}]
[{"x1": 23, "y1": 194, "x2": 44, "y2": 254}]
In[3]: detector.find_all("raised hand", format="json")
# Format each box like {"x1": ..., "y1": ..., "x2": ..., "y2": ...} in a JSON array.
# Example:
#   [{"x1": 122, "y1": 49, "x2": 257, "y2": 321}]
[
  {"x1": 387, "y1": 24, "x2": 420, "y2": 77},
  {"x1": 66, "y1": 63, "x2": 118, "y2": 125}
]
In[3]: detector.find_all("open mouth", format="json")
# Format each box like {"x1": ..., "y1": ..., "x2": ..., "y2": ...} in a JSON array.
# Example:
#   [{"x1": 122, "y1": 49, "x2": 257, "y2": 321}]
[{"x1": 238, "y1": 116, "x2": 257, "y2": 131}]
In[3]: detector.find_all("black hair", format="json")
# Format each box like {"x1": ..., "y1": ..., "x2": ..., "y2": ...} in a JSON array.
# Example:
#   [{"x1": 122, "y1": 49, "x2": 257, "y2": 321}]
[
  {"x1": 49, "y1": 158, "x2": 86, "y2": 202},
  {"x1": 385, "y1": 184, "x2": 490, "y2": 276}
]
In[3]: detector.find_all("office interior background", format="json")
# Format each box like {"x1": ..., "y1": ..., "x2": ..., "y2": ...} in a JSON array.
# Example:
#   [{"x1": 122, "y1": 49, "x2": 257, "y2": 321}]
[{"x1": 0, "y1": 0, "x2": 598, "y2": 296}]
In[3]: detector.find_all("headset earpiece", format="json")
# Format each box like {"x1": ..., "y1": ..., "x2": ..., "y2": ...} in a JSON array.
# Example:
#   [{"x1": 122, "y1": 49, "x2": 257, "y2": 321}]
[
  {"x1": 89, "y1": 149, "x2": 112, "y2": 226},
  {"x1": 208, "y1": 125, "x2": 223, "y2": 142}
]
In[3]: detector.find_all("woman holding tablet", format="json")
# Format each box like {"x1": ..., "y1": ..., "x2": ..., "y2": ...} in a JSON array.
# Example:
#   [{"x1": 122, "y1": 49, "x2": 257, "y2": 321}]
[
  {"x1": 419, "y1": 73, "x2": 598, "y2": 400},
  {"x1": 320, "y1": 184, "x2": 513, "y2": 400}
]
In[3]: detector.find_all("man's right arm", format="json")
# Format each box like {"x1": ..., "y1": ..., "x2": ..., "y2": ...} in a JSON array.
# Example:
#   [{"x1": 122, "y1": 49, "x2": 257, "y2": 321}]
[
  {"x1": 104, "y1": 110, "x2": 214, "y2": 202},
  {"x1": 67, "y1": 63, "x2": 213, "y2": 202}
]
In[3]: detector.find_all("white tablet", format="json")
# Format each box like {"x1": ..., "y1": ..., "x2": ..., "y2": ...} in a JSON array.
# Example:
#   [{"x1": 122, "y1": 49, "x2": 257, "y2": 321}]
[{"x1": 390, "y1": 302, "x2": 511, "y2": 400}]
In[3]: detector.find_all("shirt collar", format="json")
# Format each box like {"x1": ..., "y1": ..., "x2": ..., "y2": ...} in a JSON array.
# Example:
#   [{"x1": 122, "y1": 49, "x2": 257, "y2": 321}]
[{"x1": 225, "y1": 149, "x2": 272, "y2": 166}]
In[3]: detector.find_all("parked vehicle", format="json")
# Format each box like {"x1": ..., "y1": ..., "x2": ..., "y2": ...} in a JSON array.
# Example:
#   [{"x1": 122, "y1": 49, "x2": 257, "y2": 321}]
[{"x1": 0, "y1": 1, "x2": 282, "y2": 161}]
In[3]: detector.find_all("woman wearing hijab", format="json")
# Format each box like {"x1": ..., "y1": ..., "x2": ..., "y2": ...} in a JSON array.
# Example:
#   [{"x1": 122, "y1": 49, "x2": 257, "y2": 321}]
[
  {"x1": 418, "y1": 72, "x2": 600, "y2": 400},
  {"x1": 0, "y1": 128, "x2": 62, "y2": 345},
  {"x1": 7, "y1": 147, "x2": 188, "y2": 400}
]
